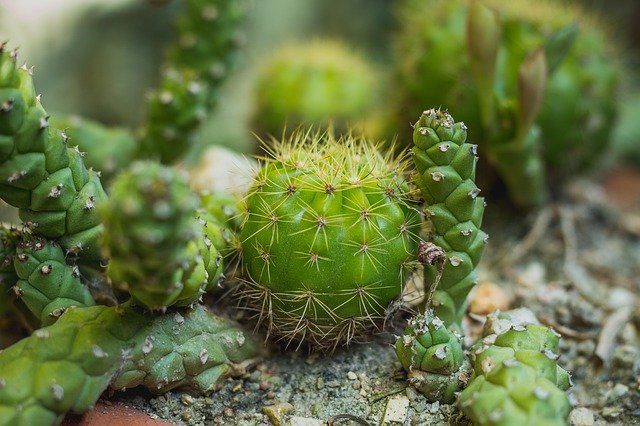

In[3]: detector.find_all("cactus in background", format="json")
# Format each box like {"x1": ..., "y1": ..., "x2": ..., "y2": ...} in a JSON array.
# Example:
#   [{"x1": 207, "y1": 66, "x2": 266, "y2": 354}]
[
  {"x1": 0, "y1": 301, "x2": 257, "y2": 426},
  {"x1": 138, "y1": 0, "x2": 248, "y2": 163},
  {"x1": 50, "y1": 115, "x2": 137, "y2": 183},
  {"x1": 459, "y1": 311, "x2": 572, "y2": 425},
  {"x1": 252, "y1": 40, "x2": 380, "y2": 139},
  {"x1": 101, "y1": 162, "x2": 221, "y2": 310},
  {"x1": 0, "y1": 44, "x2": 108, "y2": 266},
  {"x1": 412, "y1": 109, "x2": 487, "y2": 326},
  {"x1": 13, "y1": 236, "x2": 95, "y2": 326},
  {"x1": 394, "y1": 311, "x2": 470, "y2": 403},
  {"x1": 239, "y1": 131, "x2": 421, "y2": 350},
  {"x1": 394, "y1": 0, "x2": 622, "y2": 207}
]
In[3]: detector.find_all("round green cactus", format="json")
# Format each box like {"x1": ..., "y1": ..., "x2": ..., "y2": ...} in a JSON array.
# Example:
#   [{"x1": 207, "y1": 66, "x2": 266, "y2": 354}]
[
  {"x1": 394, "y1": 0, "x2": 622, "y2": 206},
  {"x1": 459, "y1": 311, "x2": 572, "y2": 425},
  {"x1": 0, "y1": 44, "x2": 108, "y2": 266},
  {"x1": 13, "y1": 236, "x2": 95, "y2": 326},
  {"x1": 101, "y1": 162, "x2": 220, "y2": 310},
  {"x1": 239, "y1": 132, "x2": 421, "y2": 350},
  {"x1": 252, "y1": 40, "x2": 380, "y2": 138},
  {"x1": 411, "y1": 108, "x2": 488, "y2": 326},
  {"x1": 394, "y1": 311, "x2": 470, "y2": 403},
  {"x1": 0, "y1": 301, "x2": 257, "y2": 426}
]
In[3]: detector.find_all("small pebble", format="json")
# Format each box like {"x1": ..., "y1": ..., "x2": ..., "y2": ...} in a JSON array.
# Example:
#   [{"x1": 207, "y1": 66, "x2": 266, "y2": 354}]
[
  {"x1": 382, "y1": 395, "x2": 409, "y2": 423},
  {"x1": 469, "y1": 282, "x2": 510, "y2": 315},
  {"x1": 180, "y1": 394, "x2": 194, "y2": 407},
  {"x1": 316, "y1": 377, "x2": 324, "y2": 390},
  {"x1": 287, "y1": 417, "x2": 323, "y2": 426},
  {"x1": 262, "y1": 401, "x2": 294, "y2": 426},
  {"x1": 224, "y1": 407, "x2": 234, "y2": 417},
  {"x1": 569, "y1": 407, "x2": 595, "y2": 426},
  {"x1": 347, "y1": 371, "x2": 358, "y2": 380},
  {"x1": 260, "y1": 381, "x2": 271, "y2": 391}
]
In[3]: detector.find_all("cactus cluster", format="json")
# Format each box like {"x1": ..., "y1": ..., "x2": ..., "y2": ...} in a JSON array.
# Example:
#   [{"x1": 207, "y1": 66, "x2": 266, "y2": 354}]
[
  {"x1": 394, "y1": 0, "x2": 622, "y2": 206},
  {"x1": 239, "y1": 132, "x2": 421, "y2": 350},
  {"x1": 0, "y1": 301, "x2": 256, "y2": 426},
  {"x1": 459, "y1": 311, "x2": 572, "y2": 425}
]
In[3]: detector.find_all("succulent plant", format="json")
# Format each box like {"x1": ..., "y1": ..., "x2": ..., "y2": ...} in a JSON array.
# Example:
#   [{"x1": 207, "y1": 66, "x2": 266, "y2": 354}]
[
  {"x1": 101, "y1": 162, "x2": 221, "y2": 310},
  {"x1": 252, "y1": 40, "x2": 380, "y2": 139},
  {"x1": 394, "y1": 0, "x2": 622, "y2": 207},
  {"x1": 394, "y1": 311, "x2": 471, "y2": 403},
  {"x1": 138, "y1": 0, "x2": 248, "y2": 163},
  {"x1": 0, "y1": 301, "x2": 256, "y2": 426},
  {"x1": 13, "y1": 235, "x2": 95, "y2": 326},
  {"x1": 49, "y1": 115, "x2": 137, "y2": 183},
  {"x1": 411, "y1": 108, "x2": 488, "y2": 326},
  {"x1": 459, "y1": 311, "x2": 572, "y2": 425},
  {"x1": 239, "y1": 131, "x2": 421, "y2": 350},
  {"x1": 0, "y1": 44, "x2": 108, "y2": 267}
]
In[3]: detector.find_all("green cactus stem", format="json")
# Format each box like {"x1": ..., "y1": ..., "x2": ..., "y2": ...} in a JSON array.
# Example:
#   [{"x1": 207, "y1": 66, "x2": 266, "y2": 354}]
[
  {"x1": 239, "y1": 131, "x2": 421, "y2": 351},
  {"x1": 101, "y1": 162, "x2": 221, "y2": 310},
  {"x1": 50, "y1": 115, "x2": 137, "y2": 184},
  {"x1": 394, "y1": 310, "x2": 471, "y2": 403},
  {"x1": 252, "y1": 40, "x2": 380, "y2": 139},
  {"x1": 13, "y1": 235, "x2": 95, "y2": 326},
  {"x1": 0, "y1": 301, "x2": 257, "y2": 426},
  {"x1": 458, "y1": 311, "x2": 572, "y2": 425},
  {"x1": 411, "y1": 108, "x2": 488, "y2": 326},
  {"x1": 138, "y1": 0, "x2": 248, "y2": 163},
  {"x1": 394, "y1": 0, "x2": 622, "y2": 207},
  {"x1": 0, "y1": 44, "x2": 107, "y2": 267},
  {"x1": 0, "y1": 226, "x2": 19, "y2": 317}
]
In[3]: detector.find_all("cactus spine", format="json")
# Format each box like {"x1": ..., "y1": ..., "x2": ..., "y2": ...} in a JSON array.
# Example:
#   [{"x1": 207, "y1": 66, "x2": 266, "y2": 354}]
[
  {"x1": 412, "y1": 108, "x2": 487, "y2": 326},
  {"x1": 240, "y1": 132, "x2": 421, "y2": 350},
  {"x1": 0, "y1": 302, "x2": 257, "y2": 426},
  {"x1": 138, "y1": 0, "x2": 247, "y2": 163},
  {"x1": 0, "y1": 44, "x2": 107, "y2": 267},
  {"x1": 459, "y1": 312, "x2": 572, "y2": 425}
]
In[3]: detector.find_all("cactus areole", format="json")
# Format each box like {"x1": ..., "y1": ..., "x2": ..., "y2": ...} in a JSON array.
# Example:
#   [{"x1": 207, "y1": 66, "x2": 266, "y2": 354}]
[{"x1": 240, "y1": 133, "x2": 421, "y2": 350}]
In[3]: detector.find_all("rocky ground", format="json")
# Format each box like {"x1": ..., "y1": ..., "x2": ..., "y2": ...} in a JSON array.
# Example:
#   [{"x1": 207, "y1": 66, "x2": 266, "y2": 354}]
[{"x1": 52, "y1": 170, "x2": 640, "y2": 425}]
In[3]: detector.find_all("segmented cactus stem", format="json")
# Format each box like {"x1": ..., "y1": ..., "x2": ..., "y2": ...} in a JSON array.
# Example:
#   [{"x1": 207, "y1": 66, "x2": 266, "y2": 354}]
[
  {"x1": 0, "y1": 44, "x2": 107, "y2": 268},
  {"x1": 138, "y1": 0, "x2": 248, "y2": 163},
  {"x1": 0, "y1": 302, "x2": 257, "y2": 426},
  {"x1": 411, "y1": 108, "x2": 488, "y2": 326}
]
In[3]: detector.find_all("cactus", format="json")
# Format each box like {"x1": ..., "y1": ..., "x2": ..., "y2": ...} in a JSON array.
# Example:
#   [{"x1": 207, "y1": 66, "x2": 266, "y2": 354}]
[
  {"x1": 458, "y1": 311, "x2": 572, "y2": 425},
  {"x1": 394, "y1": 0, "x2": 622, "y2": 207},
  {"x1": 411, "y1": 108, "x2": 487, "y2": 326},
  {"x1": 0, "y1": 301, "x2": 257, "y2": 426},
  {"x1": 138, "y1": 0, "x2": 248, "y2": 163},
  {"x1": 0, "y1": 44, "x2": 108, "y2": 267},
  {"x1": 50, "y1": 115, "x2": 137, "y2": 183},
  {"x1": 394, "y1": 311, "x2": 471, "y2": 403},
  {"x1": 0, "y1": 226, "x2": 19, "y2": 317},
  {"x1": 239, "y1": 131, "x2": 421, "y2": 350},
  {"x1": 252, "y1": 40, "x2": 380, "y2": 139},
  {"x1": 13, "y1": 235, "x2": 95, "y2": 326},
  {"x1": 101, "y1": 162, "x2": 221, "y2": 310}
]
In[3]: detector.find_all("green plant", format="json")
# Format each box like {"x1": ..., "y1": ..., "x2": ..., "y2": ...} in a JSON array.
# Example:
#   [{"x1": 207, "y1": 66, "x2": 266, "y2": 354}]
[
  {"x1": 411, "y1": 108, "x2": 487, "y2": 326},
  {"x1": 0, "y1": 301, "x2": 256, "y2": 426},
  {"x1": 239, "y1": 132, "x2": 421, "y2": 350},
  {"x1": 459, "y1": 311, "x2": 572, "y2": 425},
  {"x1": 101, "y1": 162, "x2": 221, "y2": 310},
  {"x1": 252, "y1": 40, "x2": 380, "y2": 139},
  {"x1": 394, "y1": 310, "x2": 470, "y2": 403},
  {"x1": 394, "y1": 0, "x2": 622, "y2": 207}
]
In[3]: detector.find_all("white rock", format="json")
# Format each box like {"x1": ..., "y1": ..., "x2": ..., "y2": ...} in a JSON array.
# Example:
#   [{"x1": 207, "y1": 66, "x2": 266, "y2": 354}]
[
  {"x1": 382, "y1": 395, "x2": 409, "y2": 424},
  {"x1": 570, "y1": 407, "x2": 595, "y2": 426},
  {"x1": 189, "y1": 145, "x2": 257, "y2": 196}
]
